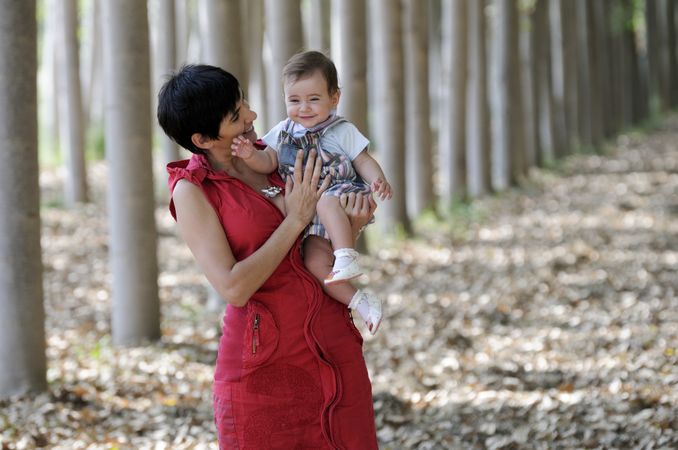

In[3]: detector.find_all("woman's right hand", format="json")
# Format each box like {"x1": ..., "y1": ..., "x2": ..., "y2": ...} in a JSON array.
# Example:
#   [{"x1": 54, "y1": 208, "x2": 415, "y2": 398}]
[{"x1": 284, "y1": 149, "x2": 330, "y2": 227}]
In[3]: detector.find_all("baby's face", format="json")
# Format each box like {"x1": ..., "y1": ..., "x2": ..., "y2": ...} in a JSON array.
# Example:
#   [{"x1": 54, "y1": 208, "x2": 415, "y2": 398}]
[{"x1": 284, "y1": 71, "x2": 340, "y2": 129}]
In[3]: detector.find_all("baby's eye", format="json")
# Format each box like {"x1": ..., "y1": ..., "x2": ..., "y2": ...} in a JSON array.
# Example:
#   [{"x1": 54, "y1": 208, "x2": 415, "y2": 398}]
[{"x1": 310, "y1": 97, "x2": 320, "y2": 102}]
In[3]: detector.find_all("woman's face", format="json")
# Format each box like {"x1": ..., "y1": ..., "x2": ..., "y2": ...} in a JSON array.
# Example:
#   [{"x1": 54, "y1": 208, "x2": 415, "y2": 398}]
[
  {"x1": 218, "y1": 99, "x2": 258, "y2": 144},
  {"x1": 284, "y1": 71, "x2": 339, "y2": 129}
]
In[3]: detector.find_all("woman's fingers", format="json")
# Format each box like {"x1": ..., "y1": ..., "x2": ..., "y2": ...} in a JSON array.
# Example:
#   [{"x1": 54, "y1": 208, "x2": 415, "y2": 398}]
[
  {"x1": 293, "y1": 149, "x2": 305, "y2": 185},
  {"x1": 302, "y1": 149, "x2": 317, "y2": 184}
]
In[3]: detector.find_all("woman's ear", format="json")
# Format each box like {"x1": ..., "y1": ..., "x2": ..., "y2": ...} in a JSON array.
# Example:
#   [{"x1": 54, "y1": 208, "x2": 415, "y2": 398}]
[{"x1": 191, "y1": 132, "x2": 211, "y2": 151}]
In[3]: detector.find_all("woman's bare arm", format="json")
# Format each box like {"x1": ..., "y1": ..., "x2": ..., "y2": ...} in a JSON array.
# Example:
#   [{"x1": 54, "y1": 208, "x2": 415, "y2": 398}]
[{"x1": 174, "y1": 149, "x2": 329, "y2": 307}]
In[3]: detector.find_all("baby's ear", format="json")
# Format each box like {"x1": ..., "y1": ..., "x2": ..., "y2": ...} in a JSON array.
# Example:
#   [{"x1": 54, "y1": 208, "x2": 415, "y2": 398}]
[{"x1": 331, "y1": 89, "x2": 341, "y2": 107}]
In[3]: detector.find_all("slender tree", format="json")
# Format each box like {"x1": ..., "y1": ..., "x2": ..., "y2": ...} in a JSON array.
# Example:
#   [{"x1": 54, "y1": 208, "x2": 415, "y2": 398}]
[
  {"x1": 645, "y1": 0, "x2": 664, "y2": 113},
  {"x1": 533, "y1": 0, "x2": 555, "y2": 164},
  {"x1": 492, "y1": 0, "x2": 524, "y2": 190},
  {"x1": 586, "y1": 0, "x2": 604, "y2": 147},
  {"x1": 403, "y1": 0, "x2": 434, "y2": 216},
  {"x1": 242, "y1": 0, "x2": 267, "y2": 129},
  {"x1": 547, "y1": 0, "x2": 568, "y2": 158},
  {"x1": 150, "y1": 0, "x2": 180, "y2": 164},
  {"x1": 371, "y1": 0, "x2": 410, "y2": 233},
  {"x1": 199, "y1": 0, "x2": 247, "y2": 93},
  {"x1": 560, "y1": 0, "x2": 580, "y2": 150},
  {"x1": 102, "y1": 0, "x2": 160, "y2": 346},
  {"x1": 466, "y1": 0, "x2": 491, "y2": 197},
  {"x1": 265, "y1": 0, "x2": 303, "y2": 122},
  {"x1": 665, "y1": 0, "x2": 678, "y2": 107},
  {"x1": 575, "y1": 0, "x2": 593, "y2": 148},
  {"x1": 439, "y1": 0, "x2": 468, "y2": 207},
  {"x1": 58, "y1": 0, "x2": 88, "y2": 205},
  {"x1": 307, "y1": 0, "x2": 331, "y2": 52},
  {"x1": 333, "y1": 0, "x2": 368, "y2": 134},
  {"x1": 0, "y1": 0, "x2": 47, "y2": 397},
  {"x1": 519, "y1": 3, "x2": 539, "y2": 169}
]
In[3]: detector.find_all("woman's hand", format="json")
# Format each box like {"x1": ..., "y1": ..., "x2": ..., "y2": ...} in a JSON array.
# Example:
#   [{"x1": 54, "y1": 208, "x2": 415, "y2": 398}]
[
  {"x1": 284, "y1": 149, "x2": 331, "y2": 227},
  {"x1": 340, "y1": 192, "x2": 377, "y2": 239}
]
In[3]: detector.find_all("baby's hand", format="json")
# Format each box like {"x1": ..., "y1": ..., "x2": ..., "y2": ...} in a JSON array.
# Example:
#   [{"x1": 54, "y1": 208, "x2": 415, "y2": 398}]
[
  {"x1": 371, "y1": 178, "x2": 393, "y2": 201},
  {"x1": 231, "y1": 135, "x2": 256, "y2": 160}
]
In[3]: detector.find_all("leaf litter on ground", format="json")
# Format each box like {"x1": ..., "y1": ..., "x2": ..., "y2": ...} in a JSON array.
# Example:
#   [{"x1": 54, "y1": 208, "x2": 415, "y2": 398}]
[{"x1": 2, "y1": 116, "x2": 678, "y2": 449}]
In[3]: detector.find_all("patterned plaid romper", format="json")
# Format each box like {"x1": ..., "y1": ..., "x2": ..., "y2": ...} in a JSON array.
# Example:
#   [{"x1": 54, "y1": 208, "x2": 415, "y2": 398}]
[{"x1": 275, "y1": 116, "x2": 372, "y2": 240}]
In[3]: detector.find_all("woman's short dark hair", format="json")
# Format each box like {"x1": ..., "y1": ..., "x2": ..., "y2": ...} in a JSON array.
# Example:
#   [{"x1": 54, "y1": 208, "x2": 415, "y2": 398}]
[
  {"x1": 157, "y1": 64, "x2": 241, "y2": 154},
  {"x1": 282, "y1": 50, "x2": 339, "y2": 95}
]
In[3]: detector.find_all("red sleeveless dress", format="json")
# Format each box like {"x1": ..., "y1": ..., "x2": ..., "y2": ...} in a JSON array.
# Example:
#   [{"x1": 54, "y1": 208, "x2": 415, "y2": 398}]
[{"x1": 167, "y1": 153, "x2": 378, "y2": 450}]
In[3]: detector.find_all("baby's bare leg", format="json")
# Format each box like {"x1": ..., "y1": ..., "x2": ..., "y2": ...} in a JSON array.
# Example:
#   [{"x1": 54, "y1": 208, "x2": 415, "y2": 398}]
[
  {"x1": 316, "y1": 195, "x2": 353, "y2": 250},
  {"x1": 303, "y1": 235, "x2": 357, "y2": 306}
]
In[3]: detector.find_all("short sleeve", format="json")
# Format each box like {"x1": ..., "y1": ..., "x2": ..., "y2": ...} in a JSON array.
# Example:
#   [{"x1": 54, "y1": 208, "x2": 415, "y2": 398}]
[
  {"x1": 326, "y1": 122, "x2": 369, "y2": 160},
  {"x1": 261, "y1": 120, "x2": 288, "y2": 150}
]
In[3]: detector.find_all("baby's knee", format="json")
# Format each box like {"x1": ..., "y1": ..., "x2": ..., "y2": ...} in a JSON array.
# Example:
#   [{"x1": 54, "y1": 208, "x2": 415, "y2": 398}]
[{"x1": 316, "y1": 194, "x2": 339, "y2": 215}]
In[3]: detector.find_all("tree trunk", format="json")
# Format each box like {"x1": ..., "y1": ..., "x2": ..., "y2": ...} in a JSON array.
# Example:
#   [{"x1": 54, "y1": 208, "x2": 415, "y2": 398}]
[
  {"x1": 519, "y1": 5, "x2": 538, "y2": 169},
  {"x1": 533, "y1": 0, "x2": 555, "y2": 164},
  {"x1": 466, "y1": 0, "x2": 491, "y2": 197},
  {"x1": 492, "y1": 0, "x2": 524, "y2": 191},
  {"x1": 645, "y1": 0, "x2": 664, "y2": 113},
  {"x1": 102, "y1": 0, "x2": 160, "y2": 346},
  {"x1": 199, "y1": 0, "x2": 247, "y2": 93},
  {"x1": 306, "y1": 0, "x2": 331, "y2": 52},
  {"x1": 575, "y1": 0, "x2": 593, "y2": 148},
  {"x1": 560, "y1": 0, "x2": 579, "y2": 150},
  {"x1": 665, "y1": 0, "x2": 678, "y2": 107},
  {"x1": 586, "y1": 0, "x2": 604, "y2": 147},
  {"x1": 150, "y1": 0, "x2": 180, "y2": 164},
  {"x1": 81, "y1": 0, "x2": 103, "y2": 128},
  {"x1": 547, "y1": 0, "x2": 568, "y2": 158},
  {"x1": 58, "y1": 0, "x2": 88, "y2": 205},
  {"x1": 371, "y1": 0, "x2": 410, "y2": 233},
  {"x1": 403, "y1": 0, "x2": 434, "y2": 216},
  {"x1": 265, "y1": 0, "x2": 303, "y2": 122},
  {"x1": 43, "y1": 0, "x2": 61, "y2": 159},
  {"x1": 333, "y1": 0, "x2": 368, "y2": 133},
  {"x1": 439, "y1": 0, "x2": 468, "y2": 207},
  {"x1": 242, "y1": 0, "x2": 267, "y2": 129},
  {"x1": 0, "y1": 0, "x2": 47, "y2": 398}
]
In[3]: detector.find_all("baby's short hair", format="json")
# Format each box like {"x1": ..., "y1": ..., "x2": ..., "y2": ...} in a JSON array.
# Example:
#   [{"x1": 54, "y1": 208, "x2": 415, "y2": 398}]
[{"x1": 282, "y1": 50, "x2": 339, "y2": 94}]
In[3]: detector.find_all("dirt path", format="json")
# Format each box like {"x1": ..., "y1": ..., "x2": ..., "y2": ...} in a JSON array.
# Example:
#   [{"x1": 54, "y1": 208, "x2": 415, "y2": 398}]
[{"x1": 2, "y1": 117, "x2": 677, "y2": 449}]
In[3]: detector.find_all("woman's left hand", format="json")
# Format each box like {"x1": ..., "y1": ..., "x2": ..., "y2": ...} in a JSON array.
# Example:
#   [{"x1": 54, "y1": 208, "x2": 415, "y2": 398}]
[{"x1": 340, "y1": 192, "x2": 377, "y2": 238}]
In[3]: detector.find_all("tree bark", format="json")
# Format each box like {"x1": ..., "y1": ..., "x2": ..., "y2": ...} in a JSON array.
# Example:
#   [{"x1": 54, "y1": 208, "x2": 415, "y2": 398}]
[
  {"x1": 150, "y1": 0, "x2": 180, "y2": 164},
  {"x1": 199, "y1": 0, "x2": 247, "y2": 93},
  {"x1": 102, "y1": 0, "x2": 161, "y2": 346},
  {"x1": 306, "y1": 0, "x2": 331, "y2": 52},
  {"x1": 370, "y1": 0, "x2": 410, "y2": 233},
  {"x1": 265, "y1": 0, "x2": 303, "y2": 122},
  {"x1": 547, "y1": 0, "x2": 568, "y2": 158},
  {"x1": 586, "y1": 0, "x2": 604, "y2": 147},
  {"x1": 58, "y1": 0, "x2": 88, "y2": 205},
  {"x1": 533, "y1": 0, "x2": 555, "y2": 164},
  {"x1": 403, "y1": 0, "x2": 434, "y2": 216},
  {"x1": 439, "y1": 0, "x2": 468, "y2": 206},
  {"x1": 466, "y1": 0, "x2": 491, "y2": 197},
  {"x1": 519, "y1": 4, "x2": 539, "y2": 169},
  {"x1": 242, "y1": 0, "x2": 267, "y2": 129},
  {"x1": 492, "y1": 0, "x2": 524, "y2": 190},
  {"x1": 0, "y1": 0, "x2": 47, "y2": 398},
  {"x1": 575, "y1": 0, "x2": 593, "y2": 148},
  {"x1": 560, "y1": 0, "x2": 579, "y2": 150}
]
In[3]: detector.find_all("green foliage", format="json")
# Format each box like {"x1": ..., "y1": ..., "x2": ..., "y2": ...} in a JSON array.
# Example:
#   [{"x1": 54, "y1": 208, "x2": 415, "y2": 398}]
[{"x1": 86, "y1": 121, "x2": 106, "y2": 161}]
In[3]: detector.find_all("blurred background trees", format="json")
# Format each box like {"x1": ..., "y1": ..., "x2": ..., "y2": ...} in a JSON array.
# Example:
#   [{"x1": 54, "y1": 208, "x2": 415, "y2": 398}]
[{"x1": 1, "y1": 0, "x2": 677, "y2": 397}]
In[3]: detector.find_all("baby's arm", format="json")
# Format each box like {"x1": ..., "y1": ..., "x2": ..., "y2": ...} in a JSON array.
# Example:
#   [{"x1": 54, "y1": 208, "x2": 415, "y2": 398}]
[
  {"x1": 352, "y1": 150, "x2": 392, "y2": 201},
  {"x1": 231, "y1": 135, "x2": 279, "y2": 174}
]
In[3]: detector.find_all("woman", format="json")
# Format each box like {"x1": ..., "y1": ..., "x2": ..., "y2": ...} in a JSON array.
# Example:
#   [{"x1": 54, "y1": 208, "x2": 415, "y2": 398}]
[{"x1": 157, "y1": 64, "x2": 379, "y2": 449}]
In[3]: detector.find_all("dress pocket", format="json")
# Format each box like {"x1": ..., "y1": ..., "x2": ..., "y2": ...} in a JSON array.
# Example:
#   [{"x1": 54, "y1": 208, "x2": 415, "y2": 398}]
[{"x1": 242, "y1": 300, "x2": 279, "y2": 369}]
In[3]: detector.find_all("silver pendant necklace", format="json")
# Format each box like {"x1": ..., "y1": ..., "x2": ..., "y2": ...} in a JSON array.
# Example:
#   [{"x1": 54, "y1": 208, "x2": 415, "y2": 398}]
[{"x1": 261, "y1": 186, "x2": 282, "y2": 198}]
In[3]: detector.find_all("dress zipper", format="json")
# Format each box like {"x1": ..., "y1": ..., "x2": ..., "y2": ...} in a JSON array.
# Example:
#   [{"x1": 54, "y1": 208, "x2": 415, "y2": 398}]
[{"x1": 252, "y1": 313, "x2": 260, "y2": 354}]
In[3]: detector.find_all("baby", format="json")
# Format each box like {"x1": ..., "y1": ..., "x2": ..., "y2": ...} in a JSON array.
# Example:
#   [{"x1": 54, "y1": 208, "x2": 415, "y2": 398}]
[{"x1": 232, "y1": 51, "x2": 391, "y2": 335}]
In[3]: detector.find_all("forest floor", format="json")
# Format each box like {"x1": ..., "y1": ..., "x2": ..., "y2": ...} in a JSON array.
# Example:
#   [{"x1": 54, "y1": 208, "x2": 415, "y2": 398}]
[{"x1": 2, "y1": 115, "x2": 678, "y2": 449}]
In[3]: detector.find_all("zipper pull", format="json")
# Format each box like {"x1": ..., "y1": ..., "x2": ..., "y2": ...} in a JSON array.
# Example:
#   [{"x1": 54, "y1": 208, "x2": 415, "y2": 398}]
[{"x1": 252, "y1": 313, "x2": 260, "y2": 354}]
